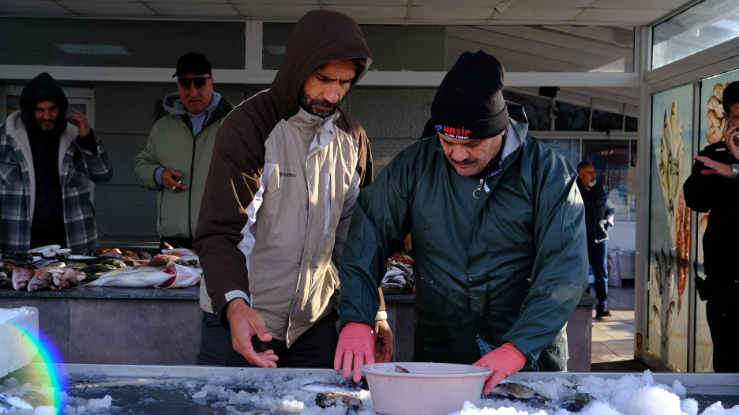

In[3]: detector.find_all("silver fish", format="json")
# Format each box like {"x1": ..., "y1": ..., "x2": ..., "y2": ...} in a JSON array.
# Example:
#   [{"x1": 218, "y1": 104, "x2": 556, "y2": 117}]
[
  {"x1": 82, "y1": 270, "x2": 172, "y2": 287},
  {"x1": 559, "y1": 393, "x2": 595, "y2": 412},
  {"x1": 11, "y1": 267, "x2": 33, "y2": 291},
  {"x1": 300, "y1": 382, "x2": 363, "y2": 395},
  {"x1": 489, "y1": 382, "x2": 550, "y2": 402},
  {"x1": 0, "y1": 393, "x2": 34, "y2": 412}
]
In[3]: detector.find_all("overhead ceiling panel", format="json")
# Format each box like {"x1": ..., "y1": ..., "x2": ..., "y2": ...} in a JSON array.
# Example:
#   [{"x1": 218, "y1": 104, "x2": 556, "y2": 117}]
[
  {"x1": 409, "y1": 6, "x2": 493, "y2": 21},
  {"x1": 509, "y1": 0, "x2": 593, "y2": 7},
  {"x1": 148, "y1": 3, "x2": 239, "y2": 16},
  {"x1": 59, "y1": 1, "x2": 156, "y2": 15},
  {"x1": 590, "y1": 0, "x2": 690, "y2": 10},
  {"x1": 324, "y1": 5, "x2": 406, "y2": 20},
  {"x1": 323, "y1": 0, "x2": 407, "y2": 5},
  {"x1": 576, "y1": 8, "x2": 671, "y2": 24},
  {"x1": 0, "y1": 0, "x2": 72, "y2": 14},
  {"x1": 491, "y1": 7, "x2": 582, "y2": 21},
  {"x1": 145, "y1": 0, "x2": 228, "y2": 4},
  {"x1": 235, "y1": 4, "x2": 319, "y2": 18},
  {"x1": 412, "y1": 0, "x2": 497, "y2": 6},
  {"x1": 231, "y1": 0, "x2": 315, "y2": 4}
]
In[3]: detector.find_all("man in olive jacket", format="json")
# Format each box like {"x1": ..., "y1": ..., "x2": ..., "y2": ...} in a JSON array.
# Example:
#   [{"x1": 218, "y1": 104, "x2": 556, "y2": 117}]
[
  {"x1": 335, "y1": 51, "x2": 588, "y2": 393},
  {"x1": 134, "y1": 53, "x2": 234, "y2": 250}
]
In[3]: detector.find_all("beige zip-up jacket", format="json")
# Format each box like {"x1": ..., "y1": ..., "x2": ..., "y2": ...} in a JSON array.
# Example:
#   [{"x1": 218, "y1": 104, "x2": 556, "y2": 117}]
[{"x1": 194, "y1": 10, "x2": 377, "y2": 346}]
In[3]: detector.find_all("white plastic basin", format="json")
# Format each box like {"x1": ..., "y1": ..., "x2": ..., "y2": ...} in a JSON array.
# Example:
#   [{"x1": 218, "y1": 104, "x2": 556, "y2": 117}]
[{"x1": 361, "y1": 362, "x2": 491, "y2": 415}]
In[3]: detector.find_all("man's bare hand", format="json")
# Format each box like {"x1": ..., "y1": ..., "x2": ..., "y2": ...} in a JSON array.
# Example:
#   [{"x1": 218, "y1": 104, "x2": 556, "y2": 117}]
[
  {"x1": 162, "y1": 168, "x2": 186, "y2": 193},
  {"x1": 66, "y1": 109, "x2": 90, "y2": 137},
  {"x1": 723, "y1": 119, "x2": 739, "y2": 160},
  {"x1": 374, "y1": 320, "x2": 393, "y2": 363},
  {"x1": 403, "y1": 233, "x2": 412, "y2": 252},
  {"x1": 694, "y1": 155, "x2": 733, "y2": 178},
  {"x1": 226, "y1": 299, "x2": 278, "y2": 368}
]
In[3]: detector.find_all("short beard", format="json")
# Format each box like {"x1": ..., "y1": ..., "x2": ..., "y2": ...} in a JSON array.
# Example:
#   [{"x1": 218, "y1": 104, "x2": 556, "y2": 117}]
[
  {"x1": 589, "y1": 178, "x2": 597, "y2": 187},
  {"x1": 37, "y1": 118, "x2": 58, "y2": 132},
  {"x1": 297, "y1": 86, "x2": 342, "y2": 118}
]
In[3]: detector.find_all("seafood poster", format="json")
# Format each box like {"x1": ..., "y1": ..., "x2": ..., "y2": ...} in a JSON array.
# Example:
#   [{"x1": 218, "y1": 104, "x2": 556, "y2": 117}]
[
  {"x1": 694, "y1": 68, "x2": 739, "y2": 372},
  {"x1": 648, "y1": 83, "x2": 693, "y2": 372}
]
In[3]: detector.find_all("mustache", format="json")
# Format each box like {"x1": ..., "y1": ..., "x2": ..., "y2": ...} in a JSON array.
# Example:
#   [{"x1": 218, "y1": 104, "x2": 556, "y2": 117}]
[{"x1": 449, "y1": 157, "x2": 477, "y2": 165}]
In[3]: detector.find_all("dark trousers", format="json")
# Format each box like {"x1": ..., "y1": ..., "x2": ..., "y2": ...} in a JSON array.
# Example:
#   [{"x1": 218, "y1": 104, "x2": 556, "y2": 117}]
[
  {"x1": 159, "y1": 236, "x2": 193, "y2": 250},
  {"x1": 196, "y1": 309, "x2": 339, "y2": 368},
  {"x1": 705, "y1": 277, "x2": 739, "y2": 372},
  {"x1": 586, "y1": 240, "x2": 608, "y2": 310}
]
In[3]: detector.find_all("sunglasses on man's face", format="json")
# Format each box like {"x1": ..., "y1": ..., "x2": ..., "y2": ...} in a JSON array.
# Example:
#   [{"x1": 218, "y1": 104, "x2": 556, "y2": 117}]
[{"x1": 177, "y1": 76, "x2": 211, "y2": 88}]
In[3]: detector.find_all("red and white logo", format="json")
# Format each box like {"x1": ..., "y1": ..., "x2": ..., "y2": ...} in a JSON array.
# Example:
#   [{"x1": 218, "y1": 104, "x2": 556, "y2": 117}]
[{"x1": 436, "y1": 125, "x2": 471, "y2": 139}]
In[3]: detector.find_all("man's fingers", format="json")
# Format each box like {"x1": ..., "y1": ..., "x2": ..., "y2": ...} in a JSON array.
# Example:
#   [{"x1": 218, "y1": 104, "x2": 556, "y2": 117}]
[
  {"x1": 253, "y1": 323, "x2": 273, "y2": 343},
  {"x1": 352, "y1": 351, "x2": 365, "y2": 383},
  {"x1": 482, "y1": 370, "x2": 508, "y2": 395},
  {"x1": 334, "y1": 346, "x2": 346, "y2": 372},
  {"x1": 342, "y1": 348, "x2": 354, "y2": 379}
]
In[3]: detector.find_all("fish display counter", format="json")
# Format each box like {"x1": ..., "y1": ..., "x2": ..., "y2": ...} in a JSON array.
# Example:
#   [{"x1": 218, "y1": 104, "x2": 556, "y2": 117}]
[
  {"x1": 3, "y1": 363, "x2": 738, "y2": 414},
  {"x1": 0, "y1": 247, "x2": 597, "y2": 370}
]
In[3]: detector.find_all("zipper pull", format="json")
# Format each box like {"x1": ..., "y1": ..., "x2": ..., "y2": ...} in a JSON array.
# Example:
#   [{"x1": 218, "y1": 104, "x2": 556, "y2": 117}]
[{"x1": 473, "y1": 178, "x2": 484, "y2": 199}]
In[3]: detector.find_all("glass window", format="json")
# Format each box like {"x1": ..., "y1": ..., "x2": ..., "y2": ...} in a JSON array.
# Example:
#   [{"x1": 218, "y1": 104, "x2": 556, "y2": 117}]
[
  {"x1": 264, "y1": 23, "x2": 634, "y2": 73},
  {"x1": 263, "y1": 23, "x2": 447, "y2": 71},
  {"x1": 539, "y1": 139, "x2": 579, "y2": 167},
  {"x1": 555, "y1": 101, "x2": 590, "y2": 131},
  {"x1": 653, "y1": 0, "x2": 739, "y2": 69},
  {"x1": 0, "y1": 19, "x2": 245, "y2": 69},
  {"x1": 625, "y1": 116, "x2": 638, "y2": 132},
  {"x1": 582, "y1": 140, "x2": 637, "y2": 222},
  {"x1": 502, "y1": 90, "x2": 550, "y2": 131},
  {"x1": 591, "y1": 109, "x2": 623, "y2": 133}
]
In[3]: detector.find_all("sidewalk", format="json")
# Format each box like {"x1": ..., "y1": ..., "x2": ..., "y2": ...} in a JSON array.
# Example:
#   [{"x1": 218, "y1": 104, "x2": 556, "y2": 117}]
[{"x1": 591, "y1": 283, "x2": 637, "y2": 365}]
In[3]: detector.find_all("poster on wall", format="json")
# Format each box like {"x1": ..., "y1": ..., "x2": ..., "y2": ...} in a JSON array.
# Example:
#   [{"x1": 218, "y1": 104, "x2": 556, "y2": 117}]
[
  {"x1": 694, "y1": 68, "x2": 739, "y2": 372},
  {"x1": 649, "y1": 84, "x2": 693, "y2": 372}
]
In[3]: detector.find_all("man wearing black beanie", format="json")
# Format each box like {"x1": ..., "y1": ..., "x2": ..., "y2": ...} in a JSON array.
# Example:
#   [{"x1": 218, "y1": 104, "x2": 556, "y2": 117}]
[
  {"x1": 0, "y1": 72, "x2": 112, "y2": 253},
  {"x1": 335, "y1": 51, "x2": 588, "y2": 392}
]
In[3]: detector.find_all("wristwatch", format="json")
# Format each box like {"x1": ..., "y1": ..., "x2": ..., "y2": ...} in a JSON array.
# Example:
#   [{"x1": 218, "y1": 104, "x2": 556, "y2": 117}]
[{"x1": 731, "y1": 163, "x2": 739, "y2": 180}]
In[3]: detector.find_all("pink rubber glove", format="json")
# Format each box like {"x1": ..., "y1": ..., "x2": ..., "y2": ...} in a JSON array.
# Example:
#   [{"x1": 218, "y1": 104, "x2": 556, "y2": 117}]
[
  {"x1": 472, "y1": 342, "x2": 527, "y2": 395},
  {"x1": 334, "y1": 322, "x2": 375, "y2": 382}
]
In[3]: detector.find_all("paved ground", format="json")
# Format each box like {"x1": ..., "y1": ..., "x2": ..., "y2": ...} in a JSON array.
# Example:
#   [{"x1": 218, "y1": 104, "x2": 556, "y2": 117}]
[{"x1": 589, "y1": 281, "x2": 648, "y2": 371}]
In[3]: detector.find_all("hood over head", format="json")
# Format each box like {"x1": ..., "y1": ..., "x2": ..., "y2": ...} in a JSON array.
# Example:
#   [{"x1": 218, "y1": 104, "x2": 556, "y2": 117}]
[
  {"x1": 270, "y1": 10, "x2": 372, "y2": 117},
  {"x1": 19, "y1": 72, "x2": 69, "y2": 136}
]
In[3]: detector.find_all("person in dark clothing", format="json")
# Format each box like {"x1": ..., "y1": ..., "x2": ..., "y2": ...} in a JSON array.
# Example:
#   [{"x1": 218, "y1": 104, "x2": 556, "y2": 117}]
[
  {"x1": 576, "y1": 160, "x2": 615, "y2": 319},
  {"x1": 683, "y1": 81, "x2": 739, "y2": 373},
  {"x1": 0, "y1": 73, "x2": 112, "y2": 253}
]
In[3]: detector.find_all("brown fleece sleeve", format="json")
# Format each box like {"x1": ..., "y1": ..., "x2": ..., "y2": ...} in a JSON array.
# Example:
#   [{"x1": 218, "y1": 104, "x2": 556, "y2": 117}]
[
  {"x1": 194, "y1": 96, "x2": 277, "y2": 327},
  {"x1": 337, "y1": 109, "x2": 373, "y2": 187}
]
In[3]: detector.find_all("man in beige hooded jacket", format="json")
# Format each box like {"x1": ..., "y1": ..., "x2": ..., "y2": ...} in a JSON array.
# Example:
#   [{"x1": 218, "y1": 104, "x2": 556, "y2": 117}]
[{"x1": 194, "y1": 10, "x2": 391, "y2": 368}]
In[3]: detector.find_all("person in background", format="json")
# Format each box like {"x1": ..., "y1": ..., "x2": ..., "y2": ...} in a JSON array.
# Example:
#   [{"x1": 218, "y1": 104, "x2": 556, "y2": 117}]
[
  {"x1": 193, "y1": 10, "x2": 392, "y2": 368},
  {"x1": 683, "y1": 81, "x2": 739, "y2": 372},
  {"x1": 0, "y1": 72, "x2": 112, "y2": 253},
  {"x1": 134, "y1": 53, "x2": 234, "y2": 250},
  {"x1": 335, "y1": 50, "x2": 587, "y2": 393},
  {"x1": 576, "y1": 160, "x2": 615, "y2": 319}
]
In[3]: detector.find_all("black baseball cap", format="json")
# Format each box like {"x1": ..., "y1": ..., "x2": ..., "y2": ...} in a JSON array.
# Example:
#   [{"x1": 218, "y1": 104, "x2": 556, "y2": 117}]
[{"x1": 173, "y1": 53, "x2": 211, "y2": 78}]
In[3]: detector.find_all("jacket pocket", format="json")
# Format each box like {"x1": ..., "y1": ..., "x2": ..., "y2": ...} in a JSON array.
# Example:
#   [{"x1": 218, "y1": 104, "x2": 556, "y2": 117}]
[{"x1": 324, "y1": 172, "x2": 331, "y2": 235}]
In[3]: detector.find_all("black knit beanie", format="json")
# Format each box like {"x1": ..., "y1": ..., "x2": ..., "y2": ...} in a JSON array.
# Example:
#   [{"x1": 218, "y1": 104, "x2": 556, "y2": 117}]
[{"x1": 430, "y1": 51, "x2": 508, "y2": 140}]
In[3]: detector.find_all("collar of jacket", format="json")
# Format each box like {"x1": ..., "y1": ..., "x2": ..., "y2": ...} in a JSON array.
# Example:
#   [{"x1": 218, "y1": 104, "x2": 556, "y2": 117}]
[
  {"x1": 4, "y1": 110, "x2": 78, "y2": 223},
  {"x1": 175, "y1": 97, "x2": 234, "y2": 136},
  {"x1": 289, "y1": 107, "x2": 341, "y2": 159}
]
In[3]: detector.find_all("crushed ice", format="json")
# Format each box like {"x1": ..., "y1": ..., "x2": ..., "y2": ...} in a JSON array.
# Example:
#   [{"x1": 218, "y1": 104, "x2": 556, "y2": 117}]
[{"x1": 1, "y1": 370, "x2": 737, "y2": 414}]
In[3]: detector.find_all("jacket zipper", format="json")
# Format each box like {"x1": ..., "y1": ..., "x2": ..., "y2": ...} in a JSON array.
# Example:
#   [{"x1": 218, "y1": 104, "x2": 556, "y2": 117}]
[{"x1": 188, "y1": 129, "x2": 197, "y2": 239}]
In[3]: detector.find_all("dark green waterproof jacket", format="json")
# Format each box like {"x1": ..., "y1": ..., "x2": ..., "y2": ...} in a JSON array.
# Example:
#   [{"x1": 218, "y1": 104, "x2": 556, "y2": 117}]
[{"x1": 336, "y1": 102, "x2": 588, "y2": 371}]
